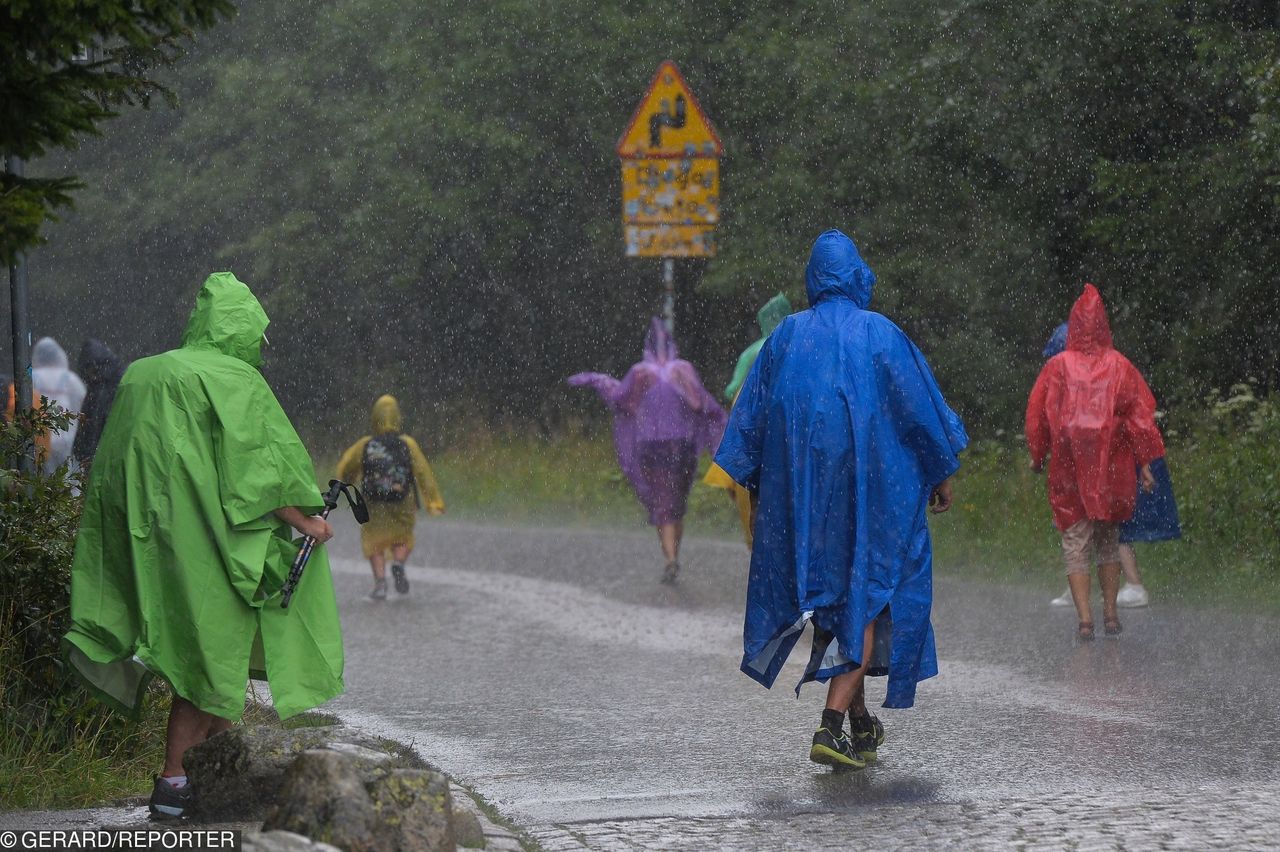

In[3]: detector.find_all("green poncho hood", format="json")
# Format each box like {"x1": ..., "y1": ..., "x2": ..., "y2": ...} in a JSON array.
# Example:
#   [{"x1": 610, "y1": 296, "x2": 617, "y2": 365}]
[
  {"x1": 724, "y1": 293, "x2": 792, "y2": 401},
  {"x1": 64, "y1": 273, "x2": 343, "y2": 720},
  {"x1": 181, "y1": 271, "x2": 269, "y2": 368}
]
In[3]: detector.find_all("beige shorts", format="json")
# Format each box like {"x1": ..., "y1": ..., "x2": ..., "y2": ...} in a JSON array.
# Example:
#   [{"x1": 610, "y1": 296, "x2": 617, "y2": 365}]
[{"x1": 1061, "y1": 520, "x2": 1120, "y2": 576}]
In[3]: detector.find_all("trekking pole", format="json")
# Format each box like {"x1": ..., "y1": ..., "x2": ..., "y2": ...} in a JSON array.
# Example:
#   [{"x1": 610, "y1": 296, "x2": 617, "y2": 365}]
[{"x1": 281, "y1": 479, "x2": 369, "y2": 609}]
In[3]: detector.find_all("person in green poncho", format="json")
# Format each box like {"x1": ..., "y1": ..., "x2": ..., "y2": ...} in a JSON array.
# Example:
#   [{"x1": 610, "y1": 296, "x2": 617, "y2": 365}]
[
  {"x1": 64, "y1": 273, "x2": 344, "y2": 820},
  {"x1": 722, "y1": 293, "x2": 792, "y2": 401},
  {"x1": 705, "y1": 293, "x2": 792, "y2": 546}
]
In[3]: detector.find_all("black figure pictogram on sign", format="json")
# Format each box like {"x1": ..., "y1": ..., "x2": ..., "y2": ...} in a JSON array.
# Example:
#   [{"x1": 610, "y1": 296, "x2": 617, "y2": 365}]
[{"x1": 649, "y1": 95, "x2": 687, "y2": 149}]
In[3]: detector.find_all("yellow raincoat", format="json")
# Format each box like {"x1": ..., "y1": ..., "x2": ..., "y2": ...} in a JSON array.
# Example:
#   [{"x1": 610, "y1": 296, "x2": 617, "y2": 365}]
[
  {"x1": 704, "y1": 405, "x2": 754, "y2": 546},
  {"x1": 337, "y1": 395, "x2": 444, "y2": 558}
]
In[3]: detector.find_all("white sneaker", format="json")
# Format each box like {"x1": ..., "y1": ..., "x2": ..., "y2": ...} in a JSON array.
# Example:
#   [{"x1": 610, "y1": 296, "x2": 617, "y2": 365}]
[
  {"x1": 1050, "y1": 589, "x2": 1073, "y2": 607},
  {"x1": 1116, "y1": 584, "x2": 1149, "y2": 608}
]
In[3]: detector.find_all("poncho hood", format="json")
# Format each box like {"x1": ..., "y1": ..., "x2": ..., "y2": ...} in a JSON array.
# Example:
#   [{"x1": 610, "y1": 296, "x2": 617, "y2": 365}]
[
  {"x1": 757, "y1": 293, "x2": 791, "y2": 336},
  {"x1": 643, "y1": 317, "x2": 678, "y2": 364},
  {"x1": 33, "y1": 337, "x2": 70, "y2": 369},
  {"x1": 78, "y1": 339, "x2": 125, "y2": 386},
  {"x1": 804, "y1": 229, "x2": 876, "y2": 309},
  {"x1": 181, "y1": 272, "x2": 269, "y2": 369},
  {"x1": 1066, "y1": 284, "x2": 1113, "y2": 354},
  {"x1": 371, "y1": 394, "x2": 402, "y2": 434},
  {"x1": 1042, "y1": 322, "x2": 1068, "y2": 359}
]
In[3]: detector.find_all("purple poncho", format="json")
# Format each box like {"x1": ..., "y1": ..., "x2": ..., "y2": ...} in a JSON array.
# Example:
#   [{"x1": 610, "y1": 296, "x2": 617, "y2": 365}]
[{"x1": 569, "y1": 318, "x2": 727, "y2": 523}]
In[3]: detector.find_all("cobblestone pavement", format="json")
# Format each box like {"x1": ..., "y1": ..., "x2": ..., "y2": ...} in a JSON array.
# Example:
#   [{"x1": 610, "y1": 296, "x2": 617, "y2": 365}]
[
  {"x1": 528, "y1": 783, "x2": 1280, "y2": 851},
  {"x1": 317, "y1": 519, "x2": 1280, "y2": 849}
]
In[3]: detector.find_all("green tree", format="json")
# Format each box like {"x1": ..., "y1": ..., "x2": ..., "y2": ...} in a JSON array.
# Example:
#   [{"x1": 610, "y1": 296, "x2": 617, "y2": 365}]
[
  {"x1": 25, "y1": 0, "x2": 1280, "y2": 439},
  {"x1": 0, "y1": 0, "x2": 235, "y2": 261}
]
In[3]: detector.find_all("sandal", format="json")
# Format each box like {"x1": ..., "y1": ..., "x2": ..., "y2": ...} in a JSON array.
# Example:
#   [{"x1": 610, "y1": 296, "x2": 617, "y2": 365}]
[
  {"x1": 1104, "y1": 617, "x2": 1123, "y2": 636},
  {"x1": 1077, "y1": 621, "x2": 1095, "y2": 641}
]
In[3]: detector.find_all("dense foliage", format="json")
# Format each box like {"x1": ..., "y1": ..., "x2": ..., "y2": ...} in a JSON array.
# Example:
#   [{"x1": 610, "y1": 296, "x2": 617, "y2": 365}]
[
  {"x1": 1, "y1": 402, "x2": 80, "y2": 710},
  {"x1": 19, "y1": 0, "x2": 1280, "y2": 442},
  {"x1": 0, "y1": 0, "x2": 235, "y2": 262},
  {"x1": 0, "y1": 405, "x2": 169, "y2": 807}
]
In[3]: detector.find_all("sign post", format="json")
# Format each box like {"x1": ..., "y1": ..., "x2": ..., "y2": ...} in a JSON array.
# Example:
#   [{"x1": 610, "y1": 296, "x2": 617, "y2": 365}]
[
  {"x1": 6, "y1": 155, "x2": 33, "y2": 475},
  {"x1": 617, "y1": 61, "x2": 722, "y2": 333}
]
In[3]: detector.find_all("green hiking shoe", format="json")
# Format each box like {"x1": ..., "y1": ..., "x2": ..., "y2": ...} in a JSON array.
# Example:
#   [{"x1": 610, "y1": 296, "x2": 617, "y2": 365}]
[
  {"x1": 809, "y1": 726, "x2": 866, "y2": 770},
  {"x1": 849, "y1": 712, "x2": 885, "y2": 762}
]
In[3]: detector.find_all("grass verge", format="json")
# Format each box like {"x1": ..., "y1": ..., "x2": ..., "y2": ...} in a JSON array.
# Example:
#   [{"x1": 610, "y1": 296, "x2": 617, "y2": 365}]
[{"x1": 408, "y1": 394, "x2": 1280, "y2": 613}]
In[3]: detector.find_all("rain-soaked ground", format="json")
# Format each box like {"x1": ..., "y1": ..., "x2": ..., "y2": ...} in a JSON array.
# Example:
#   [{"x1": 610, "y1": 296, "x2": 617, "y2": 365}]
[{"x1": 322, "y1": 516, "x2": 1280, "y2": 850}]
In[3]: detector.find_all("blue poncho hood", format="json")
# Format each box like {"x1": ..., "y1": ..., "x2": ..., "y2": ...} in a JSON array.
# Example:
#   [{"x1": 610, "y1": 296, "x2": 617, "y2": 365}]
[
  {"x1": 716, "y1": 230, "x2": 967, "y2": 708},
  {"x1": 805, "y1": 229, "x2": 876, "y2": 308}
]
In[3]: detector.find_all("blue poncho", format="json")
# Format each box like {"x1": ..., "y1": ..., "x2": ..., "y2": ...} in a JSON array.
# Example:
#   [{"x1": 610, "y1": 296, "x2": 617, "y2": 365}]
[{"x1": 715, "y1": 230, "x2": 968, "y2": 708}]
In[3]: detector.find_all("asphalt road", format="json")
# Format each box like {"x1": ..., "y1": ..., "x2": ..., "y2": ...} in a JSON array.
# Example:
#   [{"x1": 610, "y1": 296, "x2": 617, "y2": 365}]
[{"x1": 323, "y1": 515, "x2": 1280, "y2": 850}]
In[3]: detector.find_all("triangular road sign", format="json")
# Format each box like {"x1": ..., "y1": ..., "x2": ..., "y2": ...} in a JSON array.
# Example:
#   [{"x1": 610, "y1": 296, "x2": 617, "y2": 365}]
[{"x1": 617, "y1": 60, "x2": 723, "y2": 159}]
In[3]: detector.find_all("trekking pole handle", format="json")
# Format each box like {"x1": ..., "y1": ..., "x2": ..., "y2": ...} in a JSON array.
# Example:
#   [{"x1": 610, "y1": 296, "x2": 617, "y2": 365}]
[{"x1": 281, "y1": 479, "x2": 366, "y2": 609}]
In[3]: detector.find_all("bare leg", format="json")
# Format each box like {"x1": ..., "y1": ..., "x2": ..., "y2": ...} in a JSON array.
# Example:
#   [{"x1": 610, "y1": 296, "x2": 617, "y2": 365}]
[
  {"x1": 163, "y1": 696, "x2": 229, "y2": 776},
  {"x1": 657, "y1": 523, "x2": 679, "y2": 563},
  {"x1": 1118, "y1": 543, "x2": 1142, "y2": 586},
  {"x1": 1068, "y1": 572, "x2": 1093, "y2": 627},
  {"x1": 1099, "y1": 561, "x2": 1122, "y2": 628},
  {"x1": 369, "y1": 552, "x2": 386, "y2": 581},
  {"x1": 391, "y1": 543, "x2": 410, "y2": 564},
  {"x1": 825, "y1": 619, "x2": 877, "y2": 712}
]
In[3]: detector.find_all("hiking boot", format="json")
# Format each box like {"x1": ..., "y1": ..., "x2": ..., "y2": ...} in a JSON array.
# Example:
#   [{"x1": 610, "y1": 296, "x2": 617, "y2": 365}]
[
  {"x1": 148, "y1": 776, "x2": 192, "y2": 820},
  {"x1": 369, "y1": 578, "x2": 388, "y2": 601},
  {"x1": 809, "y1": 726, "x2": 866, "y2": 770},
  {"x1": 661, "y1": 561, "x2": 680, "y2": 584},
  {"x1": 849, "y1": 712, "x2": 885, "y2": 762},
  {"x1": 391, "y1": 563, "x2": 409, "y2": 595},
  {"x1": 1116, "y1": 584, "x2": 1149, "y2": 608}
]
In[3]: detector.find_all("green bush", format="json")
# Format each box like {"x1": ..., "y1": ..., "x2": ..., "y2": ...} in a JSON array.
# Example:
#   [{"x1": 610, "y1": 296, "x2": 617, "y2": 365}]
[
  {"x1": 1, "y1": 402, "x2": 81, "y2": 722},
  {"x1": 0, "y1": 402, "x2": 166, "y2": 808}
]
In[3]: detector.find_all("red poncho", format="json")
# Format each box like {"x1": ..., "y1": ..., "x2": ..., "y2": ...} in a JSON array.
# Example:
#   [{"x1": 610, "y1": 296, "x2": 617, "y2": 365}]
[{"x1": 1025, "y1": 284, "x2": 1165, "y2": 531}]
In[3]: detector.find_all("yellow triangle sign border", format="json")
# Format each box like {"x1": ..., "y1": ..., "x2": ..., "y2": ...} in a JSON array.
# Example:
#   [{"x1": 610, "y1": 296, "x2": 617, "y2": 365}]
[{"x1": 616, "y1": 60, "x2": 723, "y2": 159}]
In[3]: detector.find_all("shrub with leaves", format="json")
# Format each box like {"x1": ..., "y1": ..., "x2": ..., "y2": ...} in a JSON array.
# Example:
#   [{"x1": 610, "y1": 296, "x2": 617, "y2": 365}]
[
  {"x1": 0, "y1": 402, "x2": 169, "y2": 808},
  {"x1": 1, "y1": 401, "x2": 82, "y2": 728}
]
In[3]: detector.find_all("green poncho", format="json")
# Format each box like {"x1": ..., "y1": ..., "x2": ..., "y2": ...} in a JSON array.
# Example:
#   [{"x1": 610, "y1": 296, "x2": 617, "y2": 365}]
[
  {"x1": 64, "y1": 273, "x2": 344, "y2": 720},
  {"x1": 723, "y1": 293, "x2": 791, "y2": 401}
]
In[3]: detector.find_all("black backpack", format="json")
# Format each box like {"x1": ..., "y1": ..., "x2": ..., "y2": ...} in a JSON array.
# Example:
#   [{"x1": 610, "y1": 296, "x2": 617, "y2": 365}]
[{"x1": 361, "y1": 434, "x2": 413, "y2": 503}]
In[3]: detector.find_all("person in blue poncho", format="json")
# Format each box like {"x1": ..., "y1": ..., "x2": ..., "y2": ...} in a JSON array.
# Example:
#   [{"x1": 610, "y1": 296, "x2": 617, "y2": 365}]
[
  {"x1": 716, "y1": 230, "x2": 968, "y2": 771},
  {"x1": 1040, "y1": 322, "x2": 1181, "y2": 610}
]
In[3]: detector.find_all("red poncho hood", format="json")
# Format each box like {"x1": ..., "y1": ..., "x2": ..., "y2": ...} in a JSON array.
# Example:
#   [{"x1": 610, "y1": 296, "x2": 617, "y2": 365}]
[{"x1": 1065, "y1": 283, "x2": 1113, "y2": 354}]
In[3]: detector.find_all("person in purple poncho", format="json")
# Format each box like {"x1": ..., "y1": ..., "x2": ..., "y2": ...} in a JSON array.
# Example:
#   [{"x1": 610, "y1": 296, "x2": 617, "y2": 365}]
[{"x1": 569, "y1": 318, "x2": 727, "y2": 583}]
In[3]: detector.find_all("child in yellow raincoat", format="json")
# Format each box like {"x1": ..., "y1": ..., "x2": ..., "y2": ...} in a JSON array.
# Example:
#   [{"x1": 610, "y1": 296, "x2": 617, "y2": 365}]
[
  {"x1": 337, "y1": 395, "x2": 445, "y2": 599},
  {"x1": 704, "y1": 294, "x2": 792, "y2": 548}
]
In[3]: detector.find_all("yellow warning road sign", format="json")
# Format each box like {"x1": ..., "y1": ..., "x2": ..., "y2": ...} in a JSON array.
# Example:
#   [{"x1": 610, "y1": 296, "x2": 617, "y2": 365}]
[
  {"x1": 621, "y1": 158, "x2": 719, "y2": 227},
  {"x1": 625, "y1": 224, "x2": 716, "y2": 258},
  {"x1": 618, "y1": 61, "x2": 721, "y2": 257},
  {"x1": 616, "y1": 61, "x2": 722, "y2": 159}
]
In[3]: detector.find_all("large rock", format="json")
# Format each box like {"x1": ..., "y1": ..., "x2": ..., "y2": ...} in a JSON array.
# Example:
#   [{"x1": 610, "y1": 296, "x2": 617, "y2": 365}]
[
  {"x1": 264, "y1": 749, "x2": 456, "y2": 851},
  {"x1": 185, "y1": 725, "x2": 421, "y2": 822}
]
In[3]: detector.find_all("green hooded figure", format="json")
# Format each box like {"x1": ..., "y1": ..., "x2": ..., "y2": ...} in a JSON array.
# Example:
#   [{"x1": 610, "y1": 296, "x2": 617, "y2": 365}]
[
  {"x1": 64, "y1": 273, "x2": 344, "y2": 721},
  {"x1": 724, "y1": 293, "x2": 792, "y2": 401}
]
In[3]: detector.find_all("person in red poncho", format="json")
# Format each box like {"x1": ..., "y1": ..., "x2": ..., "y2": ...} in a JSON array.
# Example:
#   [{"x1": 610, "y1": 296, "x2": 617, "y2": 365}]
[{"x1": 1025, "y1": 284, "x2": 1165, "y2": 640}]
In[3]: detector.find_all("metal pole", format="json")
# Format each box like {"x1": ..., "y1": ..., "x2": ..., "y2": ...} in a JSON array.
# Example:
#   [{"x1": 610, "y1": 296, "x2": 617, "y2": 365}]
[
  {"x1": 662, "y1": 257, "x2": 675, "y2": 334},
  {"x1": 7, "y1": 155, "x2": 35, "y2": 474}
]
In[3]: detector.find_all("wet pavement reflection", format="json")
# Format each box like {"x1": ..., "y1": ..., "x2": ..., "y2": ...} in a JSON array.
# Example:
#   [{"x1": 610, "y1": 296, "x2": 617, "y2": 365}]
[{"x1": 326, "y1": 518, "x2": 1280, "y2": 850}]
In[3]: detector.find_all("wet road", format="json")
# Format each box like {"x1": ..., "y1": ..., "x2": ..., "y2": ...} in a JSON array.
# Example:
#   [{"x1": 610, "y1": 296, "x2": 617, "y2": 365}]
[{"x1": 322, "y1": 517, "x2": 1280, "y2": 850}]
